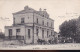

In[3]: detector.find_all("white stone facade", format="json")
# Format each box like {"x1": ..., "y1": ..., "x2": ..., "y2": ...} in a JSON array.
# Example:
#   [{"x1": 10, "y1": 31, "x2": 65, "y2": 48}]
[{"x1": 5, "y1": 6, "x2": 54, "y2": 44}]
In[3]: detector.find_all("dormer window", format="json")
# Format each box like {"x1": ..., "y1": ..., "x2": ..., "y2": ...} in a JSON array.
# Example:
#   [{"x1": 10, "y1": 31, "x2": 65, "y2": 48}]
[{"x1": 21, "y1": 18, "x2": 24, "y2": 23}]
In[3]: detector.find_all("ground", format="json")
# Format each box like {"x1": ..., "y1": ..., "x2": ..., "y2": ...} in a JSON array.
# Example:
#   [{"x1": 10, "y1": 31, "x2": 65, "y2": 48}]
[{"x1": 0, "y1": 41, "x2": 80, "y2": 50}]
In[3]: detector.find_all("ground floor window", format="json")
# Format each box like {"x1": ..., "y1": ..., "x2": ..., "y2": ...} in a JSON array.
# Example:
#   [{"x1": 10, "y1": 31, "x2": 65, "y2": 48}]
[
  {"x1": 51, "y1": 31, "x2": 53, "y2": 36},
  {"x1": 28, "y1": 29, "x2": 30, "y2": 39},
  {"x1": 42, "y1": 29, "x2": 44, "y2": 38},
  {"x1": 47, "y1": 31, "x2": 49, "y2": 38},
  {"x1": 36, "y1": 28, "x2": 39, "y2": 36},
  {"x1": 9, "y1": 29, "x2": 12, "y2": 39},
  {"x1": 16, "y1": 29, "x2": 20, "y2": 39}
]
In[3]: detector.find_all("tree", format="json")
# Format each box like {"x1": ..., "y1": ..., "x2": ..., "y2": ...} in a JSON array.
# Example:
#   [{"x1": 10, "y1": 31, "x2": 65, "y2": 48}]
[
  {"x1": 75, "y1": 16, "x2": 80, "y2": 43},
  {"x1": 59, "y1": 19, "x2": 77, "y2": 43}
]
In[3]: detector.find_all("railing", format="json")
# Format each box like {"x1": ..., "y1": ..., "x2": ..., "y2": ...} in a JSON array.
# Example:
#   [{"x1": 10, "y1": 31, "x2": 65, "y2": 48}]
[
  {"x1": 16, "y1": 35, "x2": 24, "y2": 40},
  {"x1": 5, "y1": 36, "x2": 24, "y2": 40}
]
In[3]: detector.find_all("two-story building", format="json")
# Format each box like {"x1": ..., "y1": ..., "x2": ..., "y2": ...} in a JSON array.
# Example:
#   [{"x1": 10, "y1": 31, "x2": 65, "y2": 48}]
[{"x1": 5, "y1": 6, "x2": 54, "y2": 44}]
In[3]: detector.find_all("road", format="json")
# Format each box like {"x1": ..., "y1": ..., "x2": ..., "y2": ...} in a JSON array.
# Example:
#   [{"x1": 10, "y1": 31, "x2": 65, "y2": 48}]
[{"x1": 0, "y1": 43, "x2": 80, "y2": 50}]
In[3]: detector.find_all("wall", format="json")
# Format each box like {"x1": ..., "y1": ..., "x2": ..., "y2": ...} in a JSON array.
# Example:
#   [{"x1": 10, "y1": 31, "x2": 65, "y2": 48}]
[
  {"x1": 5, "y1": 26, "x2": 25, "y2": 39},
  {"x1": 25, "y1": 27, "x2": 33, "y2": 44},
  {"x1": 13, "y1": 13, "x2": 33, "y2": 25},
  {"x1": 13, "y1": 12, "x2": 54, "y2": 29},
  {"x1": 34, "y1": 13, "x2": 54, "y2": 28}
]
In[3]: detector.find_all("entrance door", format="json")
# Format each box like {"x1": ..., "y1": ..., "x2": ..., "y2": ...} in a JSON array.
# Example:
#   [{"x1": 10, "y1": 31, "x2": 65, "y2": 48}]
[{"x1": 9, "y1": 29, "x2": 12, "y2": 39}]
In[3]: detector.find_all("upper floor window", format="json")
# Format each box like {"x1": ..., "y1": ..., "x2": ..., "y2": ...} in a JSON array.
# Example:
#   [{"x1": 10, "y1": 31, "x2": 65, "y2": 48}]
[
  {"x1": 13, "y1": 18, "x2": 15, "y2": 24},
  {"x1": 43, "y1": 15, "x2": 44, "y2": 17},
  {"x1": 42, "y1": 20, "x2": 44, "y2": 25},
  {"x1": 51, "y1": 31, "x2": 53, "y2": 36},
  {"x1": 28, "y1": 17, "x2": 29, "y2": 19},
  {"x1": 37, "y1": 18, "x2": 38, "y2": 24},
  {"x1": 51, "y1": 22, "x2": 52, "y2": 27},
  {"x1": 21, "y1": 18, "x2": 24, "y2": 23},
  {"x1": 47, "y1": 22, "x2": 48, "y2": 26},
  {"x1": 16, "y1": 29, "x2": 20, "y2": 32}
]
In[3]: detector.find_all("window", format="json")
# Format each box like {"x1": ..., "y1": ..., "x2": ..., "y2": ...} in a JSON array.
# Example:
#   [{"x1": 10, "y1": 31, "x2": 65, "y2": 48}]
[
  {"x1": 13, "y1": 18, "x2": 15, "y2": 24},
  {"x1": 21, "y1": 18, "x2": 24, "y2": 23},
  {"x1": 16, "y1": 29, "x2": 20, "y2": 39},
  {"x1": 51, "y1": 22, "x2": 52, "y2": 27},
  {"x1": 42, "y1": 29, "x2": 44, "y2": 38},
  {"x1": 36, "y1": 28, "x2": 38, "y2": 36},
  {"x1": 28, "y1": 29, "x2": 30, "y2": 39},
  {"x1": 16, "y1": 29, "x2": 20, "y2": 32},
  {"x1": 42, "y1": 20, "x2": 44, "y2": 25},
  {"x1": 47, "y1": 31, "x2": 49, "y2": 38},
  {"x1": 9, "y1": 29, "x2": 12, "y2": 39},
  {"x1": 28, "y1": 17, "x2": 29, "y2": 19},
  {"x1": 37, "y1": 18, "x2": 38, "y2": 24},
  {"x1": 51, "y1": 31, "x2": 53, "y2": 36},
  {"x1": 47, "y1": 22, "x2": 48, "y2": 26},
  {"x1": 43, "y1": 15, "x2": 44, "y2": 17}
]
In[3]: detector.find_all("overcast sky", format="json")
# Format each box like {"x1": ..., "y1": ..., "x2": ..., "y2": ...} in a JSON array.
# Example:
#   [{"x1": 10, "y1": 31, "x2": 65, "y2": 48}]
[{"x1": 0, "y1": 0, "x2": 80, "y2": 32}]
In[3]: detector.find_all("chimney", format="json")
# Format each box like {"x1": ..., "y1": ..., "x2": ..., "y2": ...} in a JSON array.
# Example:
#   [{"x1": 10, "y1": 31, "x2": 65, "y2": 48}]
[
  {"x1": 24, "y1": 6, "x2": 29, "y2": 10},
  {"x1": 44, "y1": 9, "x2": 46, "y2": 11},
  {"x1": 39, "y1": 8, "x2": 42, "y2": 11}
]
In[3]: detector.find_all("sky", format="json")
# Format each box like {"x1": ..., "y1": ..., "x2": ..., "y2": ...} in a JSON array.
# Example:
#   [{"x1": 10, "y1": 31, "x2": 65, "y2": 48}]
[{"x1": 0, "y1": 0, "x2": 80, "y2": 32}]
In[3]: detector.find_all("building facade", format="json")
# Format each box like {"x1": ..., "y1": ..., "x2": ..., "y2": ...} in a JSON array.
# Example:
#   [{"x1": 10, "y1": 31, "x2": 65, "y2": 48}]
[{"x1": 5, "y1": 6, "x2": 54, "y2": 44}]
